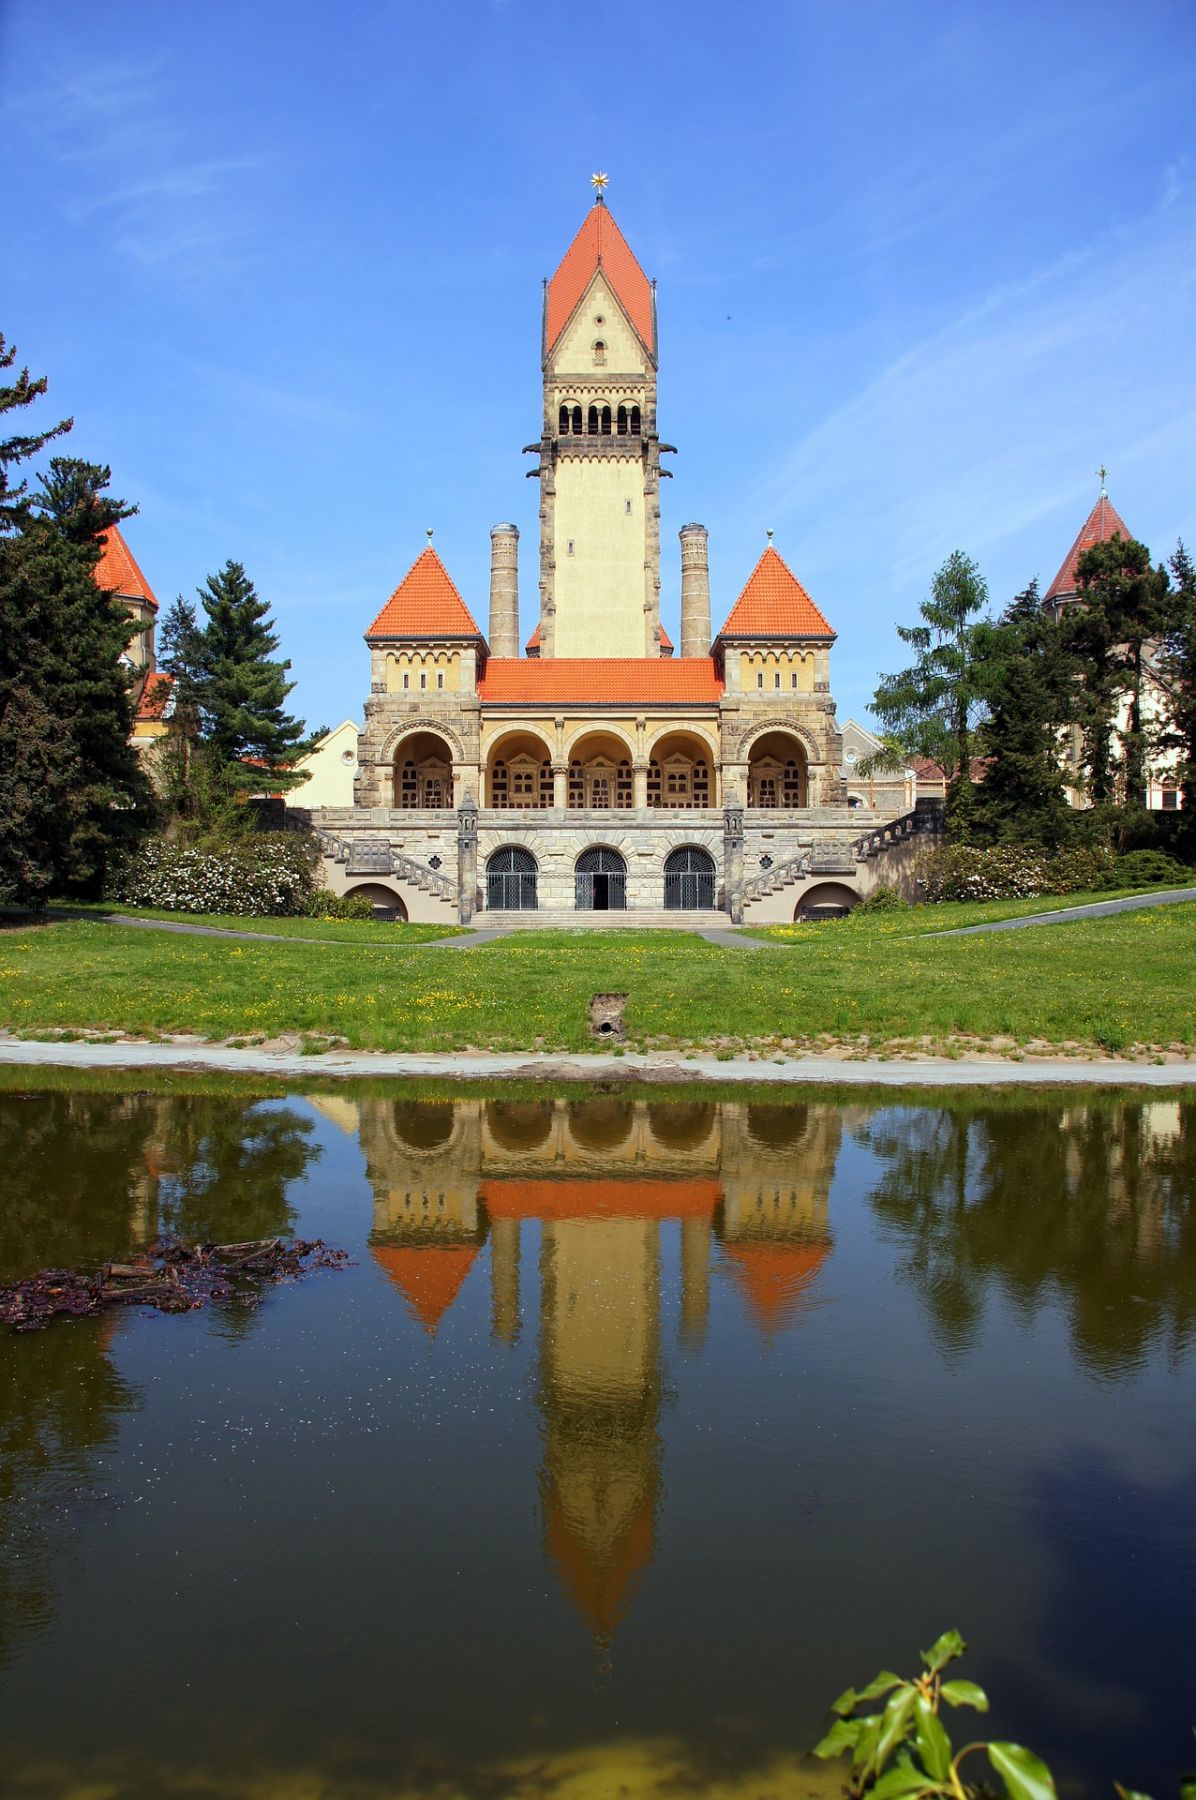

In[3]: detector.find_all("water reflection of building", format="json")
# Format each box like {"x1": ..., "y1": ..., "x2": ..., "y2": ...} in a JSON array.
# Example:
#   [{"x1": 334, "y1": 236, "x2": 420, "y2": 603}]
[{"x1": 354, "y1": 1095, "x2": 840, "y2": 1643}]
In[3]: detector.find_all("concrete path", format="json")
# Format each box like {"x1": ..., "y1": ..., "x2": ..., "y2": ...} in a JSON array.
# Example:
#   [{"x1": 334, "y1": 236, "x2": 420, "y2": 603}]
[
  {"x1": 927, "y1": 885, "x2": 1196, "y2": 936},
  {"x1": 1, "y1": 1036, "x2": 1194, "y2": 1089},
  {"x1": 4, "y1": 906, "x2": 476, "y2": 951}
]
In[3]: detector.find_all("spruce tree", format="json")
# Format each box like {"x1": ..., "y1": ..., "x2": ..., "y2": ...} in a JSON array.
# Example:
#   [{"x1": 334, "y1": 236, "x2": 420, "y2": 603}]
[
  {"x1": 194, "y1": 560, "x2": 317, "y2": 796},
  {"x1": 0, "y1": 332, "x2": 71, "y2": 530},
  {"x1": 1161, "y1": 542, "x2": 1196, "y2": 822},
  {"x1": 870, "y1": 550, "x2": 989, "y2": 828},
  {"x1": 1065, "y1": 534, "x2": 1173, "y2": 810},
  {"x1": 970, "y1": 581, "x2": 1078, "y2": 845}
]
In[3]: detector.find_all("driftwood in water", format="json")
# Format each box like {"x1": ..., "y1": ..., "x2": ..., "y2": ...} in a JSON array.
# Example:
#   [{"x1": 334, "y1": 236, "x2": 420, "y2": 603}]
[{"x1": 0, "y1": 1237, "x2": 349, "y2": 1333}]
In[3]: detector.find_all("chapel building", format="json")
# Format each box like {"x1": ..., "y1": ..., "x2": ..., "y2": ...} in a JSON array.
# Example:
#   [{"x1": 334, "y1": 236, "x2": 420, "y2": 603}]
[{"x1": 314, "y1": 189, "x2": 899, "y2": 924}]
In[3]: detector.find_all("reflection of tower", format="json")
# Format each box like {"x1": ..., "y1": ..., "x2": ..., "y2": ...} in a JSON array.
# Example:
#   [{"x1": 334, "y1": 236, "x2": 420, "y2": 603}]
[
  {"x1": 717, "y1": 1104, "x2": 839, "y2": 1334},
  {"x1": 538, "y1": 1209, "x2": 661, "y2": 1651},
  {"x1": 361, "y1": 1099, "x2": 488, "y2": 1335}
]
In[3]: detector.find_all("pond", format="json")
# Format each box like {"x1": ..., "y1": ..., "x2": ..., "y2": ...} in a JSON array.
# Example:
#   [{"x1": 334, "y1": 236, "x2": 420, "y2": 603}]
[{"x1": 1, "y1": 1080, "x2": 1194, "y2": 1798}]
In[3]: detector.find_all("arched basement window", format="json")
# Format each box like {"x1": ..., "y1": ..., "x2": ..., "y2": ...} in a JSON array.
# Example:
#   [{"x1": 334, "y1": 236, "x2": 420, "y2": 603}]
[
  {"x1": 486, "y1": 846, "x2": 538, "y2": 911},
  {"x1": 664, "y1": 846, "x2": 716, "y2": 911}
]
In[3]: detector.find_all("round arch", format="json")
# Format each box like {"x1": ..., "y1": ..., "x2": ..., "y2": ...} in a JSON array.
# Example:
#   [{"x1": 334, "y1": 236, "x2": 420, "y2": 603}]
[
  {"x1": 736, "y1": 717, "x2": 820, "y2": 764},
  {"x1": 390, "y1": 728, "x2": 457, "y2": 810},
  {"x1": 663, "y1": 844, "x2": 717, "y2": 911},
  {"x1": 646, "y1": 728, "x2": 717, "y2": 809},
  {"x1": 746, "y1": 729, "x2": 809, "y2": 809},
  {"x1": 647, "y1": 1101, "x2": 716, "y2": 1150},
  {"x1": 382, "y1": 719, "x2": 466, "y2": 766},
  {"x1": 795, "y1": 881, "x2": 859, "y2": 921},
  {"x1": 391, "y1": 1099, "x2": 456, "y2": 1152},
  {"x1": 486, "y1": 728, "x2": 554, "y2": 810},
  {"x1": 344, "y1": 881, "x2": 409, "y2": 921},
  {"x1": 485, "y1": 1099, "x2": 553, "y2": 1152},
  {"x1": 564, "y1": 729, "x2": 635, "y2": 811},
  {"x1": 574, "y1": 843, "x2": 627, "y2": 911},
  {"x1": 570, "y1": 1096, "x2": 635, "y2": 1154},
  {"x1": 486, "y1": 844, "x2": 538, "y2": 912}
]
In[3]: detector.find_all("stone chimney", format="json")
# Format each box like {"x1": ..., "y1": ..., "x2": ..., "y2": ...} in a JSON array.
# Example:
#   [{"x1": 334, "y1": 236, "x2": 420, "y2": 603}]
[
  {"x1": 488, "y1": 524, "x2": 520, "y2": 657},
  {"x1": 679, "y1": 523, "x2": 711, "y2": 659}
]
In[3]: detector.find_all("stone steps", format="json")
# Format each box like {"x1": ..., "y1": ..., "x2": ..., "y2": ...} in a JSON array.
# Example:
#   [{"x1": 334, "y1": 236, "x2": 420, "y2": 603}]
[{"x1": 479, "y1": 909, "x2": 730, "y2": 931}]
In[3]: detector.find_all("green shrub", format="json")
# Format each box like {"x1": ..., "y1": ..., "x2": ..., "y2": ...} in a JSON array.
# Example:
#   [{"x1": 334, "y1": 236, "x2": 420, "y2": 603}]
[
  {"x1": 109, "y1": 833, "x2": 317, "y2": 916},
  {"x1": 305, "y1": 889, "x2": 377, "y2": 922},
  {"x1": 918, "y1": 843, "x2": 1116, "y2": 902},
  {"x1": 852, "y1": 886, "x2": 910, "y2": 914},
  {"x1": 1096, "y1": 849, "x2": 1192, "y2": 890}
]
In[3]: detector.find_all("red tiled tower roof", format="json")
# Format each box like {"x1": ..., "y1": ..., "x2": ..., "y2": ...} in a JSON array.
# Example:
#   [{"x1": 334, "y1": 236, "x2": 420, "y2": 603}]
[
  {"x1": 545, "y1": 201, "x2": 655, "y2": 358},
  {"x1": 366, "y1": 546, "x2": 483, "y2": 640},
  {"x1": 477, "y1": 657, "x2": 722, "y2": 706},
  {"x1": 1046, "y1": 491, "x2": 1134, "y2": 600},
  {"x1": 372, "y1": 1244, "x2": 478, "y2": 1335},
  {"x1": 716, "y1": 546, "x2": 835, "y2": 640},
  {"x1": 95, "y1": 524, "x2": 158, "y2": 610},
  {"x1": 722, "y1": 1240, "x2": 829, "y2": 1335},
  {"x1": 134, "y1": 671, "x2": 174, "y2": 722}
]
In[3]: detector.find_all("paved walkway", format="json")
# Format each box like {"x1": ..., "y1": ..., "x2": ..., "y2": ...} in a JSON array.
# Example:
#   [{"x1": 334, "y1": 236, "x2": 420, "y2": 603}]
[
  {"x1": 1, "y1": 1036, "x2": 1193, "y2": 1087},
  {"x1": 927, "y1": 885, "x2": 1196, "y2": 936}
]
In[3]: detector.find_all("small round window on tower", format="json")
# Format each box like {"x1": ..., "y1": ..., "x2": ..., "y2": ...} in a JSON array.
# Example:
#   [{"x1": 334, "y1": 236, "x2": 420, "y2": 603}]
[{"x1": 594, "y1": 314, "x2": 605, "y2": 325}]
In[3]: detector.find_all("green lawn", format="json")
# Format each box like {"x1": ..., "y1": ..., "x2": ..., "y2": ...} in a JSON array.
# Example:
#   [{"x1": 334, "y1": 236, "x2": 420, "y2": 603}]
[
  {"x1": 36, "y1": 902, "x2": 460, "y2": 945},
  {"x1": 2, "y1": 899, "x2": 1194, "y2": 1056},
  {"x1": 744, "y1": 887, "x2": 1193, "y2": 940}
]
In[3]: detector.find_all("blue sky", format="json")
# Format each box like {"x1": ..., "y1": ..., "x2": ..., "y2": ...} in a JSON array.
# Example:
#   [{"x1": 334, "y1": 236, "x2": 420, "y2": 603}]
[{"x1": 4, "y1": 0, "x2": 1194, "y2": 733}]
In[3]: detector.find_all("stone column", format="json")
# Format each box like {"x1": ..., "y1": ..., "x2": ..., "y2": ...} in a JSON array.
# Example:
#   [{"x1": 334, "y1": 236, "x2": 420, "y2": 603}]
[
  {"x1": 490, "y1": 1217, "x2": 521, "y2": 1345},
  {"x1": 679, "y1": 523, "x2": 711, "y2": 659},
  {"x1": 457, "y1": 794, "x2": 478, "y2": 924},
  {"x1": 724, "y1": 794, "x2": 744, "y2": 923},
  {"x1": 552, "y1": 764, "x2": 568, "y2": 809},
  {"x1": 488, "y1": 524, "x2": 520, "y2": 658},
  {"x1": 633, "y1": 762, "x2": 649, "y2": 809}
]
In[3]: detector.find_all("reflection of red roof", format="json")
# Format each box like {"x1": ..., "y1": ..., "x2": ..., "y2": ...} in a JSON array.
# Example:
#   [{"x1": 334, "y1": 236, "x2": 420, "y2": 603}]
[
  {"x1": 1046, "y1": 492, "x2": 1134, "y2": 600},
  {"x1": 544, "y1": 1473, "x2": 654, "y2": 1643},
  {"x1": 545, "y1": 202, "x2": 655, "y2": 357},
  {"x1": 134, "y1": 672, "x2": 174, "y2": 722},
  {"x1": 480, "y1": 1178, "x2": 720, "y2": 1222},
  {"x1": 722, "y1": 1240, "x2": 829, "y2": 1333},
  {"x1": 372, "y1": 1244, "x2": 478, "y2": 1333},
  {"x1": 95, "y1": 525, "x2": 158, "y2": 610},
  {"x1": 717, "y1": 546, "x2": 834, "y2": 640},
  {"x1": 478, "y1": 658, "x2": 722, "y2": 705},
  {"x1": 366, "y1": 547, "x2": 483, "y2": 640}
]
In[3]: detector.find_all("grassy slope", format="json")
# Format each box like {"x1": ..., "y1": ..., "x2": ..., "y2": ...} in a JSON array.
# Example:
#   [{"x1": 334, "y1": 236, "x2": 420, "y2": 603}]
[
  {"x1": 744, "y1": 888, "x2": 1187, "y2": 939},
  {"x1": 2, "y1": 901, "x2": 1194, "y2": 1054},
  {"x1": 40, "y1": 904, "x2": 459, "y2": 945}
]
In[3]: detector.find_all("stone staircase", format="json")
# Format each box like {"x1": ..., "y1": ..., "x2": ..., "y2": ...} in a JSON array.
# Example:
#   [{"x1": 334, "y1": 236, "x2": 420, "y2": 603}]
[
  {"x1": 741, "y1": 845, "x2": 856, "y2": 906},
  {"x1": 317, "y1": 832, "x2": 457, "y2": 904},
  {"x1": 479, "y1": 908, "x2": 730, "y2": 931}
]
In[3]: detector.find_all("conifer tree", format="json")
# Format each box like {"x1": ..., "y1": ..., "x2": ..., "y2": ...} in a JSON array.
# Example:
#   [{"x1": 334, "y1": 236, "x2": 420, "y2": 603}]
[
  {"x1": 870, "y1": 550, "x2": 989, "y2": 827},
  {"x1": 0, "y1": 455, "x2": 150, "y2": 900},
  {"x1": 970, "y1": 581, "x2": 1078, "y2": 844},
  {"x1": 0, "y1": 332, "x2": 71, "y2": 530},
  {"x1": 1161, "y1": 542, "x2": 1196, "y2": 821},
  {"x1": 1066, "y1": 535, "x2": 1173, "y2": 809},
  {"x1": 193, "y1": 560, "x2": 317, "y2": 796}
]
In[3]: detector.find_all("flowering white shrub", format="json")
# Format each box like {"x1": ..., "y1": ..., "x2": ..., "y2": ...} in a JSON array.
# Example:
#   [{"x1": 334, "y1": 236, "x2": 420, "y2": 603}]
[
  {"x1": 109, "y1": 834, "x2": 317, "y2": 916},
  {"x1": 917, "y1": 843, "x2": 1116, "y2": 902}
]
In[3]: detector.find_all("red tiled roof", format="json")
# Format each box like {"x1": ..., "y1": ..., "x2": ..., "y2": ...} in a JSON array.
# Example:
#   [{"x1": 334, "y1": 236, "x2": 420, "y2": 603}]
[
  {"x1": 477, "y1": 657, "x2": 723, "y2": 705},
  {"x1": 480, "y1": 1178, "x2": 720, "y2": 1222},
  {"x1": 372, "y1": 1244, "x2": 478, "y2": 1335},
  {"x1": 95, "y1": 524, "x2": 158, "y2": 610},
  {"x1": 366, "y1": 547, "x2": 483, "y2": 640},
  {"x1": 722, "y1": 1240, "x2": 829, "y2": 1335},
  {"x1": 1046, "y1": 492, "x2": 1134, "y2": 599},
  {"x1": 717, "y1": 546, "x2": 834, "y2": 640},
  {"x1": 657, "y1": 622, "x2": 673, "y2": 651},
  {"x1": 545, "y1": 201, "x2": 655, "y2": 357},
  {"x1": 134, "y1": 671, "x2": 174, "y2": 722}
]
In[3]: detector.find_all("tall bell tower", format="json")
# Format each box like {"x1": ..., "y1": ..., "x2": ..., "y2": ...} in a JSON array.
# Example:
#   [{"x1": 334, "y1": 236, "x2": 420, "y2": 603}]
[{"x1": 531, "y1": 177, "x2": 666, "y2": 658}]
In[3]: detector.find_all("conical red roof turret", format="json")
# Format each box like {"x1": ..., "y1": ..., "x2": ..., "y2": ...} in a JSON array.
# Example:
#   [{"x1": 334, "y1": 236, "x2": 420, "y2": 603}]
[
  {"x1": 545, "y1": 199, "x2": 655, "y2": 358},
  {"x1": 717, "y1": 545, "x2": 835, "y2": 640},
  {"x1": 366, "y1": 546, "x2": 483, "y2": 640},
  {"x1": 1046, "y1": 490, "x2": 1134, "y2": 601},
  {"x1": 95, "y1": 524, "x2": 158, "y2": 610}
]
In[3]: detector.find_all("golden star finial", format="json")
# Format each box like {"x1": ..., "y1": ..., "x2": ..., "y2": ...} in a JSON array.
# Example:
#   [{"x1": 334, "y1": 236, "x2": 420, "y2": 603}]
[{"x1": 591, "y1": 171, "x2": 608, "y2": 198}]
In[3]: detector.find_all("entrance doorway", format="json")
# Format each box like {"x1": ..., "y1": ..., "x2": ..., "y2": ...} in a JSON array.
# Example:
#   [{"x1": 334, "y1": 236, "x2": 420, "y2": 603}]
[
  {"x1": 574, "y1": 846, "x2": 627, "y2": 911},
  {"x1": 486, "y1": 846, "x2": 538, "y2": 911}
]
